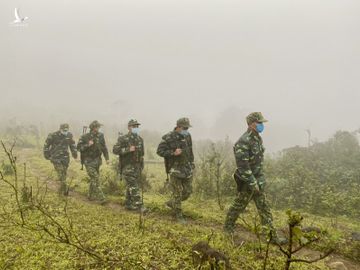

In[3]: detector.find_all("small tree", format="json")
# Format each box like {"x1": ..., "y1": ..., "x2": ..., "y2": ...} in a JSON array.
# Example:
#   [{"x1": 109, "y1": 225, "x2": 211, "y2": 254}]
[{"x1": 278, "y1": 210, "x2": 334, "y2": 270}]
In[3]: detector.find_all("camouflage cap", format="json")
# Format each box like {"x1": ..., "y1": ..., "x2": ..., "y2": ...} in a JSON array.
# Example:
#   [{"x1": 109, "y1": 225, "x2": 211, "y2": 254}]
[
  {"x1": 128, "y1": 119, "x2": 141, "y2": 127},
  {"x1": 59, "y1": 123, "x2": 69, "y2": 131},
  {"x1": 246, "y1": 112, "x2": 268, "y2": 125},
  {"x1": 89, "y1": 120, "x2": 102, "y2": 130},
  {"x1": 176, "y1": 117, "x2": 192, "y2": 128}
]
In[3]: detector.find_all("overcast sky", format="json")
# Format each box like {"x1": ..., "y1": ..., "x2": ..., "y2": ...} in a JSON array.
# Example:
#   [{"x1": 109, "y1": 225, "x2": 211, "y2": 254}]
[{"x1": 0, "y1": 0, "x2": 359, "y2": 151}]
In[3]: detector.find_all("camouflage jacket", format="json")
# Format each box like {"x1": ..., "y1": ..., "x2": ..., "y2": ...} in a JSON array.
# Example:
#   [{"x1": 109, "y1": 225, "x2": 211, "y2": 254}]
[
  {"x1": 112, "y1": 132, "x2": 144, "y2": 168},
  {"x1": 234, "y1": 128, "x2": 265, "y2": 187},
  {"x1": 157, "y1": 130, "x2": 194, "y2": 178},
  {"x1": 77, "y1": 132, "x2": 109, "y2": 161},
  {"x1": 43, "y1": 131, "x2": 77, "y2": 162}
]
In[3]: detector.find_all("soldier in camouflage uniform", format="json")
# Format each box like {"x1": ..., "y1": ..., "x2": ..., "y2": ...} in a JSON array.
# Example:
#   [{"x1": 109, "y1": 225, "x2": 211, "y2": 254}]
[
  {"x1": 223, "y1": 113, "x2": 274, "y2": 235},
  {"x1": 43, "y1": 123, "x2": 77, "y2": 195},
  {"x1": 224, "y1": 112, "x2": 286, "y2": 244},
  {"x1": 157, "y1": 118, "x2": 194, "y2": 223},
  {"x1": 77, "y1": 120, "x2": 109, "y2": 202},
  {"x1": 113, "y1": 119, "x2": 145, "y2": 211}
]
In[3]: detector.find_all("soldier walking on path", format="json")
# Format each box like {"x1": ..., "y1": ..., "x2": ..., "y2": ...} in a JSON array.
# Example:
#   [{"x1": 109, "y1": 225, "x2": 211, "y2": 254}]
[
  {"x1": 113, "y1": 119, "x2": 146, "y2": 211},
  {"x1": 224, "y1": 112, "x2": 286, "y2": 244},
  {"x1": 77, "y1": 120, "x2": 109, "y2": 202},
  {"x1": 157, "y1": 118, "x2": 195, "y2": 224},
  {"x1": 43, "y1": 123, "x2": 77, "y2": 196}
]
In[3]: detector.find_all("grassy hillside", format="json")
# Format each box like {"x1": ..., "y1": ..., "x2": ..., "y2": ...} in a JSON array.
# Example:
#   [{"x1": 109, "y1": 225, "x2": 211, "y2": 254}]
[{"x1": 0, "y1": 146, "x2": 359, "y2": 269}]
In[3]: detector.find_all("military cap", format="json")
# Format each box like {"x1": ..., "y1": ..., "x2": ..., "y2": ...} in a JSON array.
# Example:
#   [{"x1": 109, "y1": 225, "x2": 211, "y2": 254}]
[
  {"x1": 246, "y1": 112, "x2": 268, "y2": 125},
  {"x1": 89, "y1": 120, "x2": 102, "y2": 130},
  {"x1": 176, "y1": 117, "x2": 192, "y2": 128},
  {"x1": 128, "y1": 119, "x2": 141, "y2": 127},
  {"x1": 59, "y1": 123, "x2": 69, "y2": 131}
]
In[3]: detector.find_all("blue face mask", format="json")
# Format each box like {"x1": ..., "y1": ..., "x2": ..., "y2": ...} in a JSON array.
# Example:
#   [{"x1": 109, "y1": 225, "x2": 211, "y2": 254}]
[
  {"x1": 61, "y1": 130, "x2": 69, "y2": 136},
  {"x1": 180, "y1": 130, "x2": 189, "y2": 136},
  {"x1": 256, "y1": 123, "x2": 264, "y2": 133},
  {"x1": 132, "y1": 127, "x2": 140, "y2": 135}
]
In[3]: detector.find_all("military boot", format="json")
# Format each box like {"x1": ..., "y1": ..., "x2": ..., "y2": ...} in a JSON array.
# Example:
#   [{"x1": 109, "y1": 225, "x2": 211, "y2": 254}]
[
  {"x1": 138, "y1": 206, "x2": 149, "y2": 214},
  {"x1": 266, "y1": 230, "x2": 288, "y2": 245},
  {"x1": 223, "y1": 225, "x2": 234, "y2": 236},
  {"x1": 165, "y1": 200, "x2": 174, "y2": 209},
  {"x1": 175, "y1": 212, "x2": 187, "y2": 224},
  {"x1": 125, "y1": 205, "x2": 139, "y2": 211},
  {"x1": 58, "y1": 182, "x2": 68, "y2": 196},
  {"x1": 270, "y1": 236, "x2": 288, "y2": 245}
]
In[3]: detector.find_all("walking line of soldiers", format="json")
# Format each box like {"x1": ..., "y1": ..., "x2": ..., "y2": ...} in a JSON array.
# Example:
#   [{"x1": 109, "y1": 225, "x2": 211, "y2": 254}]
[{"x1": 43, "y1": 112, "x2": 286, "y2": 244}]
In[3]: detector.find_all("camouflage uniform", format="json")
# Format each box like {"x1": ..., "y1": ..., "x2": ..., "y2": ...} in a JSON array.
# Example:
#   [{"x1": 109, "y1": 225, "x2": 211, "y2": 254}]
[
  {"x1": 113, "y1": 119, "x2": 145, "y2": 210},
  {"x1": 224, "y1": 112, "x2": 275, "y2": 234},
  {"x1": 77, "y1": 121, "x2": 109, "y2": 201},
  {"x1": 43, "y1": 124, "x2": 77, "y2": 195},
  {"x1": 157, "y1": 118, "x2": 194, "y2": 219}
]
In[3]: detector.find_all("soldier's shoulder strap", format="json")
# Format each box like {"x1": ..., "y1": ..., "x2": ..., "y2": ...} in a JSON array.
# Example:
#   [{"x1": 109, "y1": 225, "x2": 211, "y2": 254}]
[
  {"x1": 50, "y1": 130, "x2": 60, "y2": 137},
  {"x1": 80, "y1": 132, "x2": 92, "y2": 142},
  {"x1": 48, "y1": 131, "x2": 63, "y2": 142},
  {"x1": 118, "y1": 133, "x2": 130, "y2": 143},
  {"x1": 242, "y1": 130, "x2": 254, "y2": 143},
  {"x1": 45, "y1": 132, "x2": 54, "y2": 140},
  {"x1": 162, "y1": 131, "x2": 177, "y2": 142},
  {"x1": 234, "y1": 132, "x2": 251, "y2": 149}
]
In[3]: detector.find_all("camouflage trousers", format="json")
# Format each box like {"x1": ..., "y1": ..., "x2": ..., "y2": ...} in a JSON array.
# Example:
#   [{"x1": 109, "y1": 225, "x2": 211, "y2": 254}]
[
  {"x1": 123, "y1": 164, "x2": 142, "y2": 209},
  {"x1": 84, "y1": 159, "x2": 105, "y2": 201},
  {"x1": 168, "y1": 175, "x2": 193, "y2": 216},
  {"x1": 224, "y1": 185, "x2": 274, "y2": 233},
  {"x1": 52, "y1": 161, "x2": 69, "y2": 195}
]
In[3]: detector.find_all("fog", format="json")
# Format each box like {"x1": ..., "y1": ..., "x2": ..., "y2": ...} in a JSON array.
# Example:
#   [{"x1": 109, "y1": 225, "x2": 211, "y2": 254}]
[{"x1": 1, "y1": 0, "x2": 359, "y2": 152}]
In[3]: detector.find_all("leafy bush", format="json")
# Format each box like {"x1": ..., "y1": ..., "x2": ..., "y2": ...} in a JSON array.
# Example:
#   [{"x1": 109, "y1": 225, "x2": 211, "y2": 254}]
[{"x1": 266, "y1": 131, "x2": 360, "y2": 219}]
